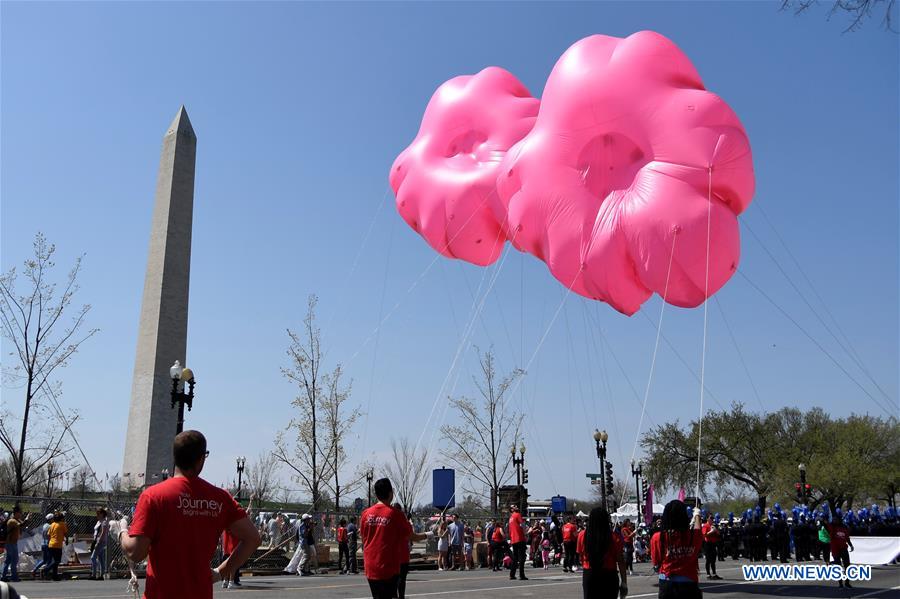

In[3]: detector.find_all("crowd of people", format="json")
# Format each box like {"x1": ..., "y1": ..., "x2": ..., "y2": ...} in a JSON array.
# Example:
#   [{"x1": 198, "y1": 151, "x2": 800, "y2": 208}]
[{"x1": 1, "y1": 430, "x2": 896, "y2": 599}]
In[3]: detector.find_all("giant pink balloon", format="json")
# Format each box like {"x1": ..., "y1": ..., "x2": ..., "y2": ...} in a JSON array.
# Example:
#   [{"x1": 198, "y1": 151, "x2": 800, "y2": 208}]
[
  {"x1": 391, "y1": 31, "x2": 754, "y2": 315},
  {"x1": 390, "y1": 67, "x2": 539, "y2": 266}
]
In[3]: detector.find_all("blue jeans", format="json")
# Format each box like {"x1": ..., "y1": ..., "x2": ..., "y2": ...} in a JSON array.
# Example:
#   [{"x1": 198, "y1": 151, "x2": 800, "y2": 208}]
[
  {"x1": 33, "y1": 545, "x2": 51, "y2": 572},
  {"x1": 2, "y1": 542, "x2": 19, "y2": 580},
  {"x1": 91, "y1": 544, "x2": 107, "y2": 578}
]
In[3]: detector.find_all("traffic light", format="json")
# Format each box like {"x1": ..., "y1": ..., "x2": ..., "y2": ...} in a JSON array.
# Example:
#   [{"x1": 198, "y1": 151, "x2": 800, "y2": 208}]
[
  {"x1": 795, "y1": 482, "x2": 803, "y2": 504},
  {"x1": 522, "y1": 469, "x2": 529, "y2": 484},
  {"x1": 641, "y1": 479, "x2": 649, "y2": 502},
  {"x1": 804, "y1": 483, "x2": 812, "y2": 503},
  {"x1": 605, "y1": 461, "x2": 614, "y2": 495}
]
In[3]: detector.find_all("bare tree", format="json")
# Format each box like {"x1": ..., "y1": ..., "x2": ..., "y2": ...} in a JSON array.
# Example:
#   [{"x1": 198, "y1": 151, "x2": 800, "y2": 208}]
[
  {"x1": 319, "y1": 365, "x2": 365, "y2": 512},
  {"x1": 0, "y1": 233, "x2": 97, "y2": 495},
  {"x1": 274, "y1": 295, "x2": 364, "y2": 513},
  {"x1": 440, "y1": 349, "x2": 524, "y2": 514},
  {"x1": 383, "y1": 437, "x2": 430, "y2": 514},
  {"x1": 246, "y1": 453, "x2": 281, "y2": 504},
  {"x1": 781, "y1": 0, "x2": 897, "y2": 32}
]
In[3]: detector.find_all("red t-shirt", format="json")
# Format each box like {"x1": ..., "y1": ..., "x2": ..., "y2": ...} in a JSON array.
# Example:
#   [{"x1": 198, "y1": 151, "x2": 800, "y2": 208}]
[
  {"x1": 651, "y1": 530, "x2": 703, "y2": 582},
  {"x1": 492, "y1": 526, "x2": 505, "y2": 542},
  {"x1": 360, "y1": 503, "x2": 412, "y2": 580},
  {"x1": 129, "y1": 476, "x2": 245, "y2": 599},
  {"x1": 621, "y1": 524, "x2": 635, "y2": 547},
  {"x1": 562, "y1": 522, "x2": 578, "y2": 542},
  {"x1": 508, "y1": 512, "x2": 525, "y2": 544},
  {"x1": 827, "y1": 523, "x2": 851, "y2": 556},
  {"x1": 576, "y1": 529, "x2": 623, "y2": 571},
  {"x1": 702, "y1": 523, "x2": 721, "y2": 544},
  {"x1": 337, "y1": 526, "x2": 347, "y2": 543}
]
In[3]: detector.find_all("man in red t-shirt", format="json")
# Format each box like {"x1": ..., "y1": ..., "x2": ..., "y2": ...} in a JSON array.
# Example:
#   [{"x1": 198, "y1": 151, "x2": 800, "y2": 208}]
[
  {"x1": 826, "y1": 519, "x2": 855, "y2": 588},
  {"x1": 114, "y1": 431, "x2": 260, "y2": 599},
  {"x1": 621, "y1": 519, "x2": 635, "y2": 574},
  {"x1": 360, "y1": 479, "x2": 430, "y2": 599},
  {"x1": 507, "y1": 505, "x2": 528, "y2": 581},
  {"x1": 701, "y1": 514, "x2": 722, "y2": 580},
  {"x1": 562, "y1": 516, "x2": 578, "y2": 573}
]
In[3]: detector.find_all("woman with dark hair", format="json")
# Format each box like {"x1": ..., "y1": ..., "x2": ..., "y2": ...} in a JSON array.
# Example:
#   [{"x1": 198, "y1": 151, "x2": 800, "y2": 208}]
[
  {"x1": 650, "y1": 500, "x2": 703, "y2": 599},
  {"x1": 576, "y1": 507, "x2": 627, "y2": 599}
]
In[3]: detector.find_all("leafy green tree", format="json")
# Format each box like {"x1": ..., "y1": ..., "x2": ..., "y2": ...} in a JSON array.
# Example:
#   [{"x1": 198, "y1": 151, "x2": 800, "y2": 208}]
[{"x1": 642, "y1": 404, "x2": 899, "y2": 511}]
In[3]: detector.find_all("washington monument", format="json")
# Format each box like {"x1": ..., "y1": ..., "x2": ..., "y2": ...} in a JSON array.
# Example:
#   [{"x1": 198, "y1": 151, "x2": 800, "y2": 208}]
[{"x1": 122, "y1": 106, "x2": 196, "y2": 488}]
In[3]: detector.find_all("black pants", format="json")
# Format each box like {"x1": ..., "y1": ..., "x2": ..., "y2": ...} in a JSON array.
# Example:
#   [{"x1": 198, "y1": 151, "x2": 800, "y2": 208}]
[
  {"x1": 582, "y1": 568, "x2": 620, "y2": 599},
  {"x1": 510, "y1": 542, "x2": 527, "y2": 579},
  {"x1": 367, "y1": 575, "x2": 399, "y2": 599},
  {"x1": 820, "y1": 542, "x2": 830, "y2": 564},
  {"x1": 564, "y1": 541, "x2": 577, "y2": 570},
  {"x1": 491, "y1": 542, "x2": 504, "y2": 571},
  {"x1": 46, "y1": 548, "x2": 63, "y2": 579},
  {"x1": 833, "y1": 548, "x2": 850, "y2": 571},
  {"x1": 704, "y1": 544, "x2": 717, "y2": 576},
  {"x1": 348, "y1": 543, "x2": 358, "y2": 572},
  {"x1": 398, "y1": 563, "x2": 409, "y2": 599},
  {"x1": 625, "y1": 544, "x2": 634, "y2": 572},
  {"x1": 658, "y1": 579, "x2": 702, "y2": 599},
  {"x1": 338, "y1": 542, "x2": 349, "y2": 572}
]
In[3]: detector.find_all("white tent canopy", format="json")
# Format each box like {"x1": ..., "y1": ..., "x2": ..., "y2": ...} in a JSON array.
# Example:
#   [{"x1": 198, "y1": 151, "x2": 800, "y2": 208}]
[{"x1": 610, "y1": 503, "x2": 664, "y2": 523}]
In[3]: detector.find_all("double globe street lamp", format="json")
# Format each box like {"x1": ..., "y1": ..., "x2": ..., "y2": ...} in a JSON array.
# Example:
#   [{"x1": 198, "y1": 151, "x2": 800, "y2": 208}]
[
  {"x1": 236, "y1": 456, "x2": 247, "y2": 501},
  {"x1": 169, "y1": 360, "x2": 196, "y2": 435},
  {"x1": 593, "y1": 429, "x2": 609, "y2": 511}
]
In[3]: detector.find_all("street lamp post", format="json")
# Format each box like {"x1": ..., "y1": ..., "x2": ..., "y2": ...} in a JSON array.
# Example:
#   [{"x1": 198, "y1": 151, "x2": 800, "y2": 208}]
[
  {"x1": 236, "y1": 456, "x2": 246, "y2": 501},
  {"x1": 169, "y1": 360, "x2": 196, "y2": 435},
  {"x1": 631, "y1": 460, "x2": 643, "y2": 523},
  {"x1": 593, "y1": 429, "x2": 609, "y2": 511},
  {"x1": 366, "y1": 468, "x2": 374, "y2": 506},
  {"x1": 46, "y1": 461, "x2": 54, "y2": 498},
  {"x1": 511, "y1": 445, "x2": 526, "y2": 486}
]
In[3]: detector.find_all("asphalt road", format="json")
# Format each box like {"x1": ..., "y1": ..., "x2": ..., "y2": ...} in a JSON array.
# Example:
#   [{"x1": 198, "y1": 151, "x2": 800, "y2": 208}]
[{"x1": 9, "y1": 560, "x2": 899, "y2": 598}]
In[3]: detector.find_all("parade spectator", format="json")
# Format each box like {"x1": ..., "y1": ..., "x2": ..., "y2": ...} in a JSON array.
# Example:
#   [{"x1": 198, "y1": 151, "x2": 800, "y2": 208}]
[
  {"x1": 299, "y1": 514, "x2": 318, "y2": 575},
  {"x1": 90, "y1": 508, "x2": 109, "y2": 580},
  {"x1": 490, "y1": 519, "x2": 506, "y2": 571},
  {"x1": 827, "y1": 514, "x2": 855, "y2": 588},
  {"x1": 448, "y1": 514, "x2": 464, "y2": 570},
  {"x1": 621, "y1": 519, "x2": 635, "y2": 575},
  {"x1": 347, "y1": 516, "x2": 359, "y2": 574},
  {"x1": 1, "y1": 506, "x2": 23, "y2": 583},
  {"x1": 337, "y1": 518, "x2": 350, "y2": 574},
  {"x1": 31, "y1": 514, "x2": 53, "y2": 578},
  {"x1": 651, "y1": 500, "x2": 703, "y2": 599},
  {"x1": 701, "y1": 514, "x2": 722, "y2": 579},
  {"x1": 464, "y1": 523, "x2": 475, "y2": 570},
  {"x1": 436, "y1": 520, "x2": 449, "y2": 571},
  {"x1": 360, "y1": 478, "x2": 430, "y2": 599},
  {"x1": 577, "y1": 507, "x2": 627, "y2": 599},
  {"x1": 817, "y1": 519, "x2": 831, "y2": 565},
  {"x1": 507, "y1": 504, "x2": 528, "y2": 581},
  {"x1": 114, "y1": 430, "x2": 260, "y2": 599},
  {"x1": 541, "y1": 531, "x2": 552, "y2": 570},
  {"x1": 562, "y1": 515, "x2": 578, "y2": 573},
  {"x1": 45, "y1": 512, "x2": 68, "y2": 581}
]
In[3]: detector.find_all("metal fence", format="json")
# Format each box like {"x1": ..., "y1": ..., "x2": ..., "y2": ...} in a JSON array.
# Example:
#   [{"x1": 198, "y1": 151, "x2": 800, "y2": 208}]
[{"x1": 0, "y1": 494, "x2": 138, "y2": 577}]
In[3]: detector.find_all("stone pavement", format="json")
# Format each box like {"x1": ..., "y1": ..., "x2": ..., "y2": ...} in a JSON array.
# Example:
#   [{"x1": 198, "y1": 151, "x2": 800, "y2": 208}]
[{"x1": 10, "y1": 560, "x2": 899, "y2": 598}]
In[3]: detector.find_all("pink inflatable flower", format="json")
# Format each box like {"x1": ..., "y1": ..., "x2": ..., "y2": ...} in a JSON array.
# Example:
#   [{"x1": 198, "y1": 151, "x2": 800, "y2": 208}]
[
  {"x1": 390, "y1": 67, "x2": 539, "y2": 266},
  {"x1": 497, "y1": 32, "x2": 754, "y2": 314},
  {"x1": 391, "y1": 32, "x2": 754, "y2": 315}
]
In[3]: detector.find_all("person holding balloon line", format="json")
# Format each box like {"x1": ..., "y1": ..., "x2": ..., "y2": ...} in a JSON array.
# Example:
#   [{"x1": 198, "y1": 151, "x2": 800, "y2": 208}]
[
  {"x1": 651, "y1": 500, "x2": 703, "y2": 599},
  {"x1": 576, "y1": 507, "x2": 628, "y2": 599}
]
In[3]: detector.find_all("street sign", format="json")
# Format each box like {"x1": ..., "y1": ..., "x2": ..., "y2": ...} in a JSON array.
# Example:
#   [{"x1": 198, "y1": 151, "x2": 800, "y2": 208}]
[
  {"x1": 585, "y1": 473, "x2": 603, "y2": 479},
  {"x1": 590, "y1": 479, "x2": 602, "y2": 485}
]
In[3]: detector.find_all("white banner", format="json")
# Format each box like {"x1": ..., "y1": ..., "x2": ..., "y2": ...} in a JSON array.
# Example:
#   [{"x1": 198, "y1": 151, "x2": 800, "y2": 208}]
[{"x1": 848, "y1": 536, "x2": 900, "y2": 565}]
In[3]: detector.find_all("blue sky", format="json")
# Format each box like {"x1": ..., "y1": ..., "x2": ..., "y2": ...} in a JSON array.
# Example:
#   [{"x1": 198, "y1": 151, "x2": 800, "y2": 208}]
[{"x1": 2, "y1": 1, "x2": 897, "y2": 505}]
